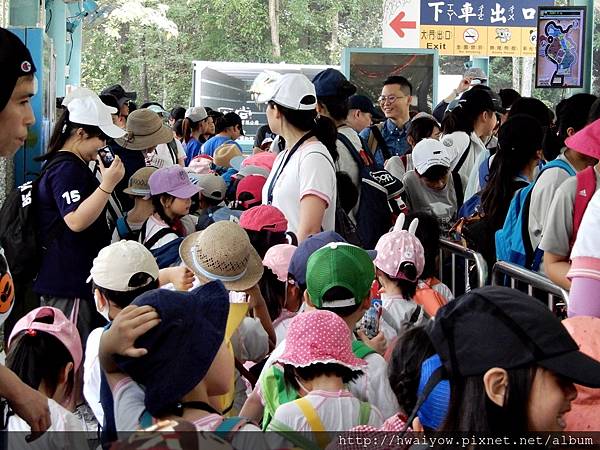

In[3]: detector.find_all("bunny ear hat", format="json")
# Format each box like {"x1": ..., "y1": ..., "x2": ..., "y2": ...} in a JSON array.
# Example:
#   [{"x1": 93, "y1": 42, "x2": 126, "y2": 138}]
[{"x1": 374, "y1": 213, "x2": 425, "y2": 281}]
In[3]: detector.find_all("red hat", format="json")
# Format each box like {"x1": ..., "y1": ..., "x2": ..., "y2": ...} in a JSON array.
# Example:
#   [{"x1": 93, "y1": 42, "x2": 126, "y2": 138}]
[
  {"x1": 565, "y1": 119, "x2": 600, "y2": 160},
  {"x1": 236, "y1": 175, "x2": 266, "y2": 209},
  {"x1": 240, "y1": 205, "x2": 287, "y2": 233},
  {"x1": 241, "y1": 152, "x2": 277, "y2": 172}
]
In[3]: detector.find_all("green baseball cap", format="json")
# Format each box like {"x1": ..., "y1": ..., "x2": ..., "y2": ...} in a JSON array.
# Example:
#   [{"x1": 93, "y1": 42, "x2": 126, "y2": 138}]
[{"x1": 306, "y1": 243, "x2": 375, "y2": 309}]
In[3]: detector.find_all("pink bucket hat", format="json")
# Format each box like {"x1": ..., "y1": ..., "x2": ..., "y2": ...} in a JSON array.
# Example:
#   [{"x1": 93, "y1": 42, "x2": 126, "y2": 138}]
[
  {"x1": 374, "y1": 214, "x2": 425, "y2": 282},
  {"x1": 242, "y1": 151, "x2": 277, "y2": 172},
  {"x1": 277, "y1": 309, "x2": 366, "y2": 371},
  {"x1": 263, "y1": 244, "x2": 297, "y2": 282},
  {"x1": 562, "y1": 316, "x2": 600, "y2": 431},
  {"x1": 8, "y1": 306, "x2": 83, "y2": 371},
  {"x1": 564, "y1": 118, "x2": 600, "y2": 160}
]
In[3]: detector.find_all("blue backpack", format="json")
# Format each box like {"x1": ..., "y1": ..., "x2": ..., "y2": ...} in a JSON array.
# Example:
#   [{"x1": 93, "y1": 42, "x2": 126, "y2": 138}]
[{"x1": 495, "y1": 159, "x2": 576, "y2": 270}]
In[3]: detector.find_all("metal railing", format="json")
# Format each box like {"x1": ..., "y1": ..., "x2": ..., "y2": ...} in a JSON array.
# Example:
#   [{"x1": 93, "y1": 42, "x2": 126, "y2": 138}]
[
  {"x1": 438, "y1": 238, "x2": 487, "y2": 296},
  {"x1": 491, "y1": 261, "x2": 569, "y2": 315}
]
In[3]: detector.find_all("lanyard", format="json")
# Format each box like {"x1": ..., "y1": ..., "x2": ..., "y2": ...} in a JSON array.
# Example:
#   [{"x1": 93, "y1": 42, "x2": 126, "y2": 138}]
[{"x1": 266, "y1": 131, "x2": 315, "y2": 205}]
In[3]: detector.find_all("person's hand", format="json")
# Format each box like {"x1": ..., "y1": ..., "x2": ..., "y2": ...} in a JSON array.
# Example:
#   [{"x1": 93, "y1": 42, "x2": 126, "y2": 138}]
[
  {"x1": 457, "y1": 76, "x2": 473, "y2": 94},
  {"x1": 103, "y1": 305, "x2": 160, "y2": 358},
  {"x1": 168, "y1": 266, "x2": 195, "y2": 291},
  {"x1": 9, "y1": 382, "x2": 51, "y2": 440},
  {"x1": 98, "y1": 154, "x2": 125, "y2": 192},
  {"x1": 357, "y1": 329, "x2": 387, "y2": 356},
  {"x1": 244, "y1": 284, "x2": 266, "y2": 310}
]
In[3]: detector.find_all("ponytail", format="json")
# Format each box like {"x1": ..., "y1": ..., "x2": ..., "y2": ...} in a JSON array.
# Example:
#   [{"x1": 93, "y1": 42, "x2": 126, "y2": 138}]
[
  {"x1": 39, "y1": 108, "x2": 105, "y2": 161},
  {"x1": 269, "y1": 101, "x2": 338, "y2": 162},
  {"x1": 182, "y1": 118, "x2": 200, "y2": 144}
]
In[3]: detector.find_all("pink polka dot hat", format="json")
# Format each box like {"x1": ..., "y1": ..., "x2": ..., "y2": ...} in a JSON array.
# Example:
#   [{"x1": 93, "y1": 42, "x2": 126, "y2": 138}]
[
  {"x1": 277, "y1": 309, "x2": 366, "y2": 371},
  {"x1": 374, "y1": 214, "x2": 425, "y2": 282}
]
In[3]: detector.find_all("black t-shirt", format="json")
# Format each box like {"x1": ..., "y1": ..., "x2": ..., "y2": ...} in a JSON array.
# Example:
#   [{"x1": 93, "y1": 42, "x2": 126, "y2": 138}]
[{"x1": 34, "y1": 152, "x2": 111, "y2": 299}]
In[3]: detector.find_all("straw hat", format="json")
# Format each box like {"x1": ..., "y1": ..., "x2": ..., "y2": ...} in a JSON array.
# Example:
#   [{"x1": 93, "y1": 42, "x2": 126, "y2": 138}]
[
  {"x1": 214, "y1": 143, "x2": 242, "y2": 168},
  {"x1": 116, "y1": 108, "x2": 174, "y2": 150},
  {"x1": 180, "y1": 221, "x2": 264, "y2": 291}
]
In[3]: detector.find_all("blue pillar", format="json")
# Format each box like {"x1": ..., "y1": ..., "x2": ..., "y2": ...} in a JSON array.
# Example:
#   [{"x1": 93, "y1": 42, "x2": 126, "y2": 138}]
[
  {"x1": 65, "y1": 19, "x2": 82, "y2": 88},
  {"x1": 468, "y1": 57, "x2": 490, "y2": 80},
  {"x1": 571, "y1": 0, "x2": 594, "y2": 93},
  {"x1": 47, "y1": 0, "x2": 67, "y2": 97}
]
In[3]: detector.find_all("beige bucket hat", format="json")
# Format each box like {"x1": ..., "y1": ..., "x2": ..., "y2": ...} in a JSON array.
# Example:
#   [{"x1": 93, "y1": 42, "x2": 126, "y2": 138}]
[
  {"x1": 123, "y1": 166, "x2": 157, "y2": 197},
  {"x1": 214, "y1": 143, "x2": 242, "y2": 168},
  {"x1": 180, "y1": 221, "x2": 264, "y2": 291},
  {"x1": 116, "y1": 108, "x2": 174, "y2": 150}
]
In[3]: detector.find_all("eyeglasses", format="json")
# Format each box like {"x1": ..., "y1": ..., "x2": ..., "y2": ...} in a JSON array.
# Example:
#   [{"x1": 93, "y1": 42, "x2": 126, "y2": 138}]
[{"x1": 378, "y1": 95, "x2": 407, "y2": 105}]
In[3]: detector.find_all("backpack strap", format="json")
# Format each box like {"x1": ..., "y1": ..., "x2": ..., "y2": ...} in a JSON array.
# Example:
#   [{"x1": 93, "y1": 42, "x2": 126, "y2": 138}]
[
  {"x1": 453, "y1": 140, "x2": 472, "y2": 175},
  {"x1": 571, "y1": 166, "x2": 597, "y2": 249},
  {"x1": 143, "y1": 227, "x2": 179, "y2": 250},
  {"x1": 166, "y1": 139, "x2": 179, "y2": 164},
  {"x1": 452, "y1": 172, "x2": 464, "y2": 209},
  {"x1": 369, "y1": 123, "x2": 392, "y2": 161},
  {"x1": 337, "y1": 132, "x2": 368, "y2": 169},
  {"x1": 294, "y1": 397, "x2": 329, "y2": 449},
  {"x1": 139, "y1": 410, "x2": 155, "y2": 429},
  {"x1": 235, "y1": 358, "x2": 258, "y2": 389},
  {"x1": 116, "y1": 216, "x2": 133, "y2": 240},
  {"x1": 357, "y1": 401, "x2": 371, "y2": 426},
  {"x1": 351, "y1": 340, "x2": 376, "y2": 359},
  {"x1": 268, "y1": 418, "x2": 322, "y2": 450},
  {"x1": 409, "y1": 304, "x2": 423, "y2": 324}
]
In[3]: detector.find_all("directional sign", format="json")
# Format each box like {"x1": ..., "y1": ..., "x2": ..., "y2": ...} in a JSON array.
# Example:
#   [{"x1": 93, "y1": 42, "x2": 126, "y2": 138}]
[{"x1": 384, "y1": 0, "x2": 553, "y2": 57}]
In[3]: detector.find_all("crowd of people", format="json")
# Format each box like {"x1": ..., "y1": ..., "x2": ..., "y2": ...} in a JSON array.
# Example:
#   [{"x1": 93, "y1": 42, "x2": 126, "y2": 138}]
[{"x1": 0, "y1": 26, "x2": 600, "y2": 449}]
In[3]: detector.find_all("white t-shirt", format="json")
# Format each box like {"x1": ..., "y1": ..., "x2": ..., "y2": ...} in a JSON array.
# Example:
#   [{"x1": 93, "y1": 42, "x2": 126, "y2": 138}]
[
  {"x1": 146, "y1": 140, "x2": 186, "y2": 169},
  {"x1": 379, "y1": 294, "x2": 430, "y2": 342},
  {"x1": 111, "y1": 217, "x2": 145, "y2": 243},
  {"x1": 267, "y1": 390, "x2": 383, "y2": 448},
  {"x1": 262, "y1": 140, "x2": 336, "y2": 234},
  {"x1": 83, "y1": 327, "x2": 104, "y2": 424},
  {"x1": 256, "y1": 335, "x2": 399, "y2": 420},
  {"x1": 113, "y1": 377, "x2": 267, "y2": 450},
  {"x1": 441, "y1": 131, "x2": 487, "y2": 190},
  {"x1": 8, "y1": 398, "x2": 87, "y2": 449},
  {"x1": 528, "y1": 153, "x2": 577, "y2": 250}
]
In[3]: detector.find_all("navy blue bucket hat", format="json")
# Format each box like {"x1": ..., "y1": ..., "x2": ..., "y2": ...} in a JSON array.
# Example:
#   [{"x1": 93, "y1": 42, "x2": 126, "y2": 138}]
[{"x1": 115, "y1": 281, "x2": 230, "y2": 416}]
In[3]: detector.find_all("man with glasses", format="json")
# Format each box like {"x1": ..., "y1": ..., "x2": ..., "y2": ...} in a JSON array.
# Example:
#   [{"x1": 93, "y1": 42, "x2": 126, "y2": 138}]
[{"x1": 360, "y1": 76, "x2": 413, "y2": 167}]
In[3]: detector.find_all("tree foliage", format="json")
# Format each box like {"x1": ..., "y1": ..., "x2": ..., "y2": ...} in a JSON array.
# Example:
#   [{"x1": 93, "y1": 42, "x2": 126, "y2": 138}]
[{"x1": 82, "y1": 0, "x2": 382, "y2": 108}]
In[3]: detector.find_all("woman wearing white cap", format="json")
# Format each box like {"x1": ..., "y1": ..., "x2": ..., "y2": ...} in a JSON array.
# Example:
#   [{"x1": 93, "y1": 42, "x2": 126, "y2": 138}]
[
  {"x1": 262, "y1": 73, "x2": 338, "y2": 241},
  {"x1": 33, "y1": 87, "x2": 126, "y2": 344}
]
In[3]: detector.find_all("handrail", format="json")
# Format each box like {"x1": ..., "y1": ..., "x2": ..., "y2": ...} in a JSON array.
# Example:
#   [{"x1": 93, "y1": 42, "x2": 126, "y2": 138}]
[
  {"x1": 438, "y1": 238, "x2": 487, "y2": 296},
  {"x1": 491, "y1": 261, "x2": 569, "y2": 313}
]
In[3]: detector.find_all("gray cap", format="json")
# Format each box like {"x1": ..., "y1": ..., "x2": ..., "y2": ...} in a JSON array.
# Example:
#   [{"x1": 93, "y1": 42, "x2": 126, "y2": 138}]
[
  {"x1": 464, "y1": 67, "x2": 487, "y2": 80},
  {"x1": 196, "y1": 174, "x2": 227, "y2": 201}
]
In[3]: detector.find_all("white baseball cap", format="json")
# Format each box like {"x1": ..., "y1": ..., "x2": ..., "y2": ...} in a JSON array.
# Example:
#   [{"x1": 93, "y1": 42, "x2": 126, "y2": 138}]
[
  {"x1": 62, "y1": 87, "x2": 126, "y2": 139},
  {"x1": 412, "y1": 138, "x2": 452, "y2": 175},
  {"x1": 266, "y1": 73, "x2": 317, "y2": 111},
  {"x1": 87, "y1": 241, "x2": 159, "y2": 292},
  {"x1": 185, "y1": 106, "x2": 208, "y2": 122}
]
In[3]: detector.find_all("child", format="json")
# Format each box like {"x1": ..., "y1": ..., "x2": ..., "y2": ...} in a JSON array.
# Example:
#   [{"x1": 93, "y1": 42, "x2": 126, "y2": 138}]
[
  {"x1": 236, "y1": 174, "x2": 267, "y2": 210},
  {"x1": 239, "y1": 205, "x2": 290, "y2": 258},
  {"x1": 260, "y1": 244, "x2": 299, "y2": 345},
  {"x1": 112, "y1": 166, "x2": 157, "y2": 242},
  {"x1": 402, "y1": 138, "x2": 462, "y2": 231},
  {"x1": 242, "y1": 240, "x2": 399, "y2": 427},
  {"x1": 268, "y1": 310, "x2": 384, "y2": 448},
  {"x1": 374, "y1": 214, "x2": 429, "y2": 341},
  {"x1": 6, "y1": 307, "x2": 87, "y2": 447},
  {"x1": 99, "y1": 282, "x2": 268, "y2": 450},
  {"x1": 422, "y1": 286, "x2": 600, "y2": 446},
  {"x1": 193, "y1": 173, "x2": 241, "y2": 230},
  {"x1": 139, "y1": 165, "x2": 200, "y2": 267},
  {"x1": 405, "y1": 212, "x2": 453, "y2": 305},
  {"x1": 83, "y1": 240, "x2": 160, "y2": 432}
]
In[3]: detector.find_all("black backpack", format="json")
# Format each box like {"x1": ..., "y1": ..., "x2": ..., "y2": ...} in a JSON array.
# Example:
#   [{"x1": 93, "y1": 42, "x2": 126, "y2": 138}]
[
  {"x1": 0, "y1": 152, "x2": 74, "y2": 282},
  {"x1": 336, "y1": 133, "x2": 394, "y2": 249}
]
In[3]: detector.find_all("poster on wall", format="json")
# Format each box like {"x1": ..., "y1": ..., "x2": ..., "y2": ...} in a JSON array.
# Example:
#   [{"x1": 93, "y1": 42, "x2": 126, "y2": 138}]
[{"x1": 535, "y1": 6, "x2": 586, "y2": 88}]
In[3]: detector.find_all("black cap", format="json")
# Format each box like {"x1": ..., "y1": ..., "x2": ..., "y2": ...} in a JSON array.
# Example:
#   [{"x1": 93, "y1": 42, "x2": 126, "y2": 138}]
[
  {"x1": 348, "y1": 95, "x2": 377, "y2": 116},
  {"x1": 0, "y1": 27, "x2": 37, "y2": 112},
  {"x1": 460, "y1": 88, "x2": 505, "y2": 114},
  {"x1": 101, "y1": 84, "x2": 137, "y2": 107},
  {"x1": 428, "y1": 286, "x2": 600, "y2": 388}
]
